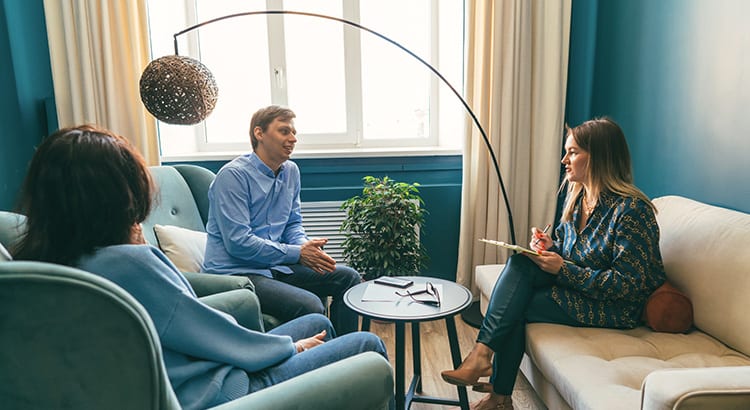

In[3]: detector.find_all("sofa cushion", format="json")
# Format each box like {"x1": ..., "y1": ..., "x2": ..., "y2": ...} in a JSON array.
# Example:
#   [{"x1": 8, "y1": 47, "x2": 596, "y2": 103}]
[
  {"x1": 654, "y1": 196, "x2": 750, "y2": 356},
  {"x1": 525, "y1": 323, "x2": 750, "y2": 410},
  {"x1": 475, "y1": 264, "x2": 505, "y2": 315},
  {"x1": 153, "y1": 224, "x2": 207, "y2": 273},
  {"x1": 642, "y1": 281, "x2": 694, "y2": 333}
]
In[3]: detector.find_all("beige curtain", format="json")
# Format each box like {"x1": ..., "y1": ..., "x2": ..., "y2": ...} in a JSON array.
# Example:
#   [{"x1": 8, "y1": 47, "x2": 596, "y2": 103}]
[
  {"x1": 43, "y1": 0, "x2": 159, "y2": 165},
  {"x1": 456, "y1": 0, "x2": 572, "y2": 295}
]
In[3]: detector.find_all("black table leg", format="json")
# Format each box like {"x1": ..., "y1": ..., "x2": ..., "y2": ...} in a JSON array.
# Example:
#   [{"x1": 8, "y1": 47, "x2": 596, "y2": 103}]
[
  {"x1": 395, "y1": 321, "x2": 406, "y2": 410},
  {"x1": 361, "y1": 316, "x2": 371, "y2": 332},
  {"x1": 411, "y1": 322, "x2": 422, "y2": 393},
  {"x1": 446, "y1": 316, "x2": 470, "y2": 410}
]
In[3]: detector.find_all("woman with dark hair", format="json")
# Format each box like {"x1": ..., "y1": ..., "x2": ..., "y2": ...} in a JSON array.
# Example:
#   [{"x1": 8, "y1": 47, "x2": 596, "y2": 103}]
[
  {"x1": 14, "y1": 125, "x2": 390, "y2": 410},
  {"x1": 441, "y1": 118, "x2": 666, "y2": 410}
]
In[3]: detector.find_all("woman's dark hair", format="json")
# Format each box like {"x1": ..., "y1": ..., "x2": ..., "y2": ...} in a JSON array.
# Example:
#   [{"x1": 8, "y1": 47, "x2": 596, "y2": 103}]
[{"x1": 13, "y1": 125, "x2": 154, "y2": 265}]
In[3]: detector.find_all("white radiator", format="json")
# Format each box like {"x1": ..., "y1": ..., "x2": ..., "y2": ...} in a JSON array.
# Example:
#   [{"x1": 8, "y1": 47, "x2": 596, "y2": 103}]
[{"x1": 300, "y1": 201, "x2": 348, "y2": 262}]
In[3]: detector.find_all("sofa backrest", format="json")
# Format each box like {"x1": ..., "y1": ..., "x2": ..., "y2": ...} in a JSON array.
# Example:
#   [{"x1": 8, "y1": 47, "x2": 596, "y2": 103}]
[
  {"x1": 654, "y1": 196, "x2": 750, "y2": 356},
  {"x1": 171, "y1": 164, "x2": 217, "y2": 226},
  {"x1": 142, "y1": 166, "x2": 212, "y2": 246}
]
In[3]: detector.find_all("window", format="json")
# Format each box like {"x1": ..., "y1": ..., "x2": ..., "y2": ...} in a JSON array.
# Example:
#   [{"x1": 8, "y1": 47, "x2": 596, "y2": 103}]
[{"x1": 147, "y1": 0, "x2": 464, "y2": 159}]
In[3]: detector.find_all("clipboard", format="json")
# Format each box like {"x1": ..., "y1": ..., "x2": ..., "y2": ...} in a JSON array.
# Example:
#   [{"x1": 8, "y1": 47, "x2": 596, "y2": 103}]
[
  {"x1": 479, "y1": 238, "x2": 540, "y2": 256},
  {"x1": 479, "y1": 238, "x2": 576, "y2": 265}
]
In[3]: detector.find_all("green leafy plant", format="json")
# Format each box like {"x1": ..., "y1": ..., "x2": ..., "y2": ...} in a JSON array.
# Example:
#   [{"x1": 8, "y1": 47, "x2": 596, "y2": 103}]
[{"x1": 341, "y1": 176, "x2": 428, "y2": 280}]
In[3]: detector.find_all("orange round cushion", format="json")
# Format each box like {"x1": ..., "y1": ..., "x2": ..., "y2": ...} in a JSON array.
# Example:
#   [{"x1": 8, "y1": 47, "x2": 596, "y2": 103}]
[{"x1": 643, "y1": 282, "x2": 694, "y2": 333}]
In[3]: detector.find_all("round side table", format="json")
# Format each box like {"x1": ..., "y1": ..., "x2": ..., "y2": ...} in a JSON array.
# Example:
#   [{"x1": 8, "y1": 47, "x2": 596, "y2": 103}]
[{"x1": 344, "y1": 276, "x2": 472, "y2": 410}]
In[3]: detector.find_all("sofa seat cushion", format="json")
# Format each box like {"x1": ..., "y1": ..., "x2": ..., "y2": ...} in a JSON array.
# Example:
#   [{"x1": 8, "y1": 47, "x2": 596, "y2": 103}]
[
  {"x1": 525, "y1": 323, "x2": 750, "y2": 410},
  {"x1": 475, "y1": 264, "x2": 505, "y2": 315}
]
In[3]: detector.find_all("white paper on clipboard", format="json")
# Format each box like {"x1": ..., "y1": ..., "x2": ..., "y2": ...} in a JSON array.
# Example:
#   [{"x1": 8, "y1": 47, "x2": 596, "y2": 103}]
[{"x1": 478, "y1": 238, "x2": 541, "y2": 256}]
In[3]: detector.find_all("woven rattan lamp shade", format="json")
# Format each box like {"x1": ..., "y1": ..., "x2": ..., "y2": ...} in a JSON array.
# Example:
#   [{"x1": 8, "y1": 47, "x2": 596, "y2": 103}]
[{"x1": 139, "y1": 55, "x2": 218, "y2": 125}]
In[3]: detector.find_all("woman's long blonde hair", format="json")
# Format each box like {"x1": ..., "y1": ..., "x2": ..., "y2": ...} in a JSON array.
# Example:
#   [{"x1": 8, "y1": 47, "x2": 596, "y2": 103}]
[{"x1": 560, "y1": 117, "x2": 654, "y2": 222}]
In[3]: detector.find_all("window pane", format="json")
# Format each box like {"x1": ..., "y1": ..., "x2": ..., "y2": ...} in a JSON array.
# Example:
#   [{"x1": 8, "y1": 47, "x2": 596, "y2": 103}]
[
  {"x1": 360, "y1": 0, "x2": 431, "y2": 141},
  {"x1": 147, "y1": 0, "x2": 465, "y2": 156},
  {"x1": 438, "y1": 0, "x2": 465, "y2": 149},
  {"x1": 283, "y1": 1, "x2": 346, "y2": 135},
  {"x1": 146, "y1": 0, "x2": 193, "y2": 156},
  {"x1": 197, "y1": 1, "x2": 271, "y2": 143}
]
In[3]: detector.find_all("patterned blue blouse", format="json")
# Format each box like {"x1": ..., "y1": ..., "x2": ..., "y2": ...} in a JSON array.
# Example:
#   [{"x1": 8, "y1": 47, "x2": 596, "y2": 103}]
[{"x1": 548, "y1": 191, "x2": 666, "y2": 328}]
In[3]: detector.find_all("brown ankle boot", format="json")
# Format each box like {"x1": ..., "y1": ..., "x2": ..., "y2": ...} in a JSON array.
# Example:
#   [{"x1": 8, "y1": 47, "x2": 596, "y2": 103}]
[
  {"x1": 441, "y1": 345, "x2": 493, "y2": 386},
  {"x1": 441, "y1": 366, "x2": 490, "y2": 386}
]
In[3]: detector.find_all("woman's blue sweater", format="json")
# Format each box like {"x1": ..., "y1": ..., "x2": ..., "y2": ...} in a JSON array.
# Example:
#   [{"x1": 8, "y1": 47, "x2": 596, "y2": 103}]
[{"x1": 77, "y1": 244, "x2": 296, "y2": 410}]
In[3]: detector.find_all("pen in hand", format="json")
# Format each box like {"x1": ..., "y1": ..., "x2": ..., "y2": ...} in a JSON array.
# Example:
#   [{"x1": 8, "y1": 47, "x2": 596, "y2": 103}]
[{"x1": 533, "y1": 223, "x2": 551, "y2": 247}]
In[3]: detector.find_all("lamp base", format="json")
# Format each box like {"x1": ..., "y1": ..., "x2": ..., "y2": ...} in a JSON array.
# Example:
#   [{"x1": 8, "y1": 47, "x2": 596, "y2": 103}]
[{"x1": 460, "y1": 301, "x2": 483, "y2": 329}]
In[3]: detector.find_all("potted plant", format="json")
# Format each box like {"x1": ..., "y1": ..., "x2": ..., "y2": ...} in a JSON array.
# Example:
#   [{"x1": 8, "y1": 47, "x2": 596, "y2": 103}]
[{"x1": 341, "y1": 176, "x2": 428, "y2": 280}]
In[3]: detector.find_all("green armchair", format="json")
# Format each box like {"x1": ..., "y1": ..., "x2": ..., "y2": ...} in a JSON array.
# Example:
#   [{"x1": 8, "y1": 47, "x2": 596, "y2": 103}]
[
  {"x1": 0, "y1": 261, "x2": 394, "y2": 409},
  {"x1": 0, "y1": 208, "x2": 266, "y2": 332}
]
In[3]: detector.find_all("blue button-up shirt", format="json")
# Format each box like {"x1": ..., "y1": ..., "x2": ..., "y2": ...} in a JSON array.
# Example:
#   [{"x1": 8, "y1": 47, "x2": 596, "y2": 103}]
[{"x1": 203, "y1": 153, "x2": 308, "y2": 278}]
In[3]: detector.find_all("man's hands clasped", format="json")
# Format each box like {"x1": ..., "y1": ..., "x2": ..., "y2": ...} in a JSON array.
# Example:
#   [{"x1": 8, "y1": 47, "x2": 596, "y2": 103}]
[{"x1": 299, "y1": 238, "x2": 336, "y2": 274}]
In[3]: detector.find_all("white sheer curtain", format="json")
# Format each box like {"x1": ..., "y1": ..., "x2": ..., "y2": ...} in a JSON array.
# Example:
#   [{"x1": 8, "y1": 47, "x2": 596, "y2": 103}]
[
  {"x1": 456, "y1": 0, "x2": 572, "y2": 294},
  {"x1": 43, "y1": 0, "x2": 159, "y2": 165}
]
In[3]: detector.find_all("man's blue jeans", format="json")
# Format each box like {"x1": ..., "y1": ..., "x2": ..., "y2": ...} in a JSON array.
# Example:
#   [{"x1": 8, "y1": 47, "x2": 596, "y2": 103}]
[{"x1": 249, "y1": 264, "x2": 362, "y2": 334}]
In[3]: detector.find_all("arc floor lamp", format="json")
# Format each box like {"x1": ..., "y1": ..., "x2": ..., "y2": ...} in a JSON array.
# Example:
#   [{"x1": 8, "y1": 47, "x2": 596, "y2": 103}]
[{"x1": 139, "y1": 10, "x2": 517, "y2": 245}]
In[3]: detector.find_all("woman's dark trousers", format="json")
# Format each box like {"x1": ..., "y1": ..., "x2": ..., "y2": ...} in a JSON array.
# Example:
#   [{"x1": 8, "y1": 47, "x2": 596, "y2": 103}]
[{"x1": 477, "y1": 254, "x2": 582, "y2": 395}]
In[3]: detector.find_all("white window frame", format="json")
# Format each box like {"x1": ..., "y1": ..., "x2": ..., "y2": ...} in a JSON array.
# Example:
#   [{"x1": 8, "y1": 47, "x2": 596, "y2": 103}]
[{"x1": 150, "y1": 0, "x2": 464, "y2": 160}]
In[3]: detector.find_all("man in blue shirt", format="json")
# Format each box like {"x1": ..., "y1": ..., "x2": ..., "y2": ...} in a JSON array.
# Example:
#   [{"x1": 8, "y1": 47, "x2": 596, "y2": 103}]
[{"x1": 203, "y1": 105, "x2": 361, "y2": 334}]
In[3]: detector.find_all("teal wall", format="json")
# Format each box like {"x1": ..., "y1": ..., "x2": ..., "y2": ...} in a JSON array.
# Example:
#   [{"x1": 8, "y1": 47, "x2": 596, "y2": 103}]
[
  {"x1": 170, "y1": 156, "x2": 463, "y2": 281},
  {"x1": 0, "y1": 0, "x2": 56, "y2": 211},
  {"x1": 567, "y1": 0, "x2": 750, "y2": 213},
  {"x1": 7, "y1": 0, "x2": 747, "y2": 282}
]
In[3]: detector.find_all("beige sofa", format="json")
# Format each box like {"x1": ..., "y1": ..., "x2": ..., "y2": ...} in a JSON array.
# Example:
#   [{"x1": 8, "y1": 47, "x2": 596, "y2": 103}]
[{"x1": 475, "y1": 196, "x2": 750, "y2": 409}]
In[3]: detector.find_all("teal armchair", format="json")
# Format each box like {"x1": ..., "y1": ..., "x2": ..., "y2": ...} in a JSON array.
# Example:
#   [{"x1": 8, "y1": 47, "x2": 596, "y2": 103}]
[
  {"x1": 0, "y1": 261, "x2": 394, "y2": 409},
  {"x1": 0, "y1": 208, "x2": 266, "y2": 332},
  {"x1": 143, "y1": 165, "x2": 284, "y2": 329}
]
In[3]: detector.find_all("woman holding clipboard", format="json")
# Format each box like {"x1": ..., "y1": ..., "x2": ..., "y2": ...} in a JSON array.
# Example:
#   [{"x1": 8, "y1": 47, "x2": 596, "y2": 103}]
[{"x1": 441, "y1": 118, "x2": 666, "y2": 410}]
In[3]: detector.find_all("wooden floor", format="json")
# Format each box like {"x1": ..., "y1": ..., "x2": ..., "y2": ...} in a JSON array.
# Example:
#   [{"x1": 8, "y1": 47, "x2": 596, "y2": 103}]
[{"x1": 367, "y1": 316, "x2": 546, "y2": 410}]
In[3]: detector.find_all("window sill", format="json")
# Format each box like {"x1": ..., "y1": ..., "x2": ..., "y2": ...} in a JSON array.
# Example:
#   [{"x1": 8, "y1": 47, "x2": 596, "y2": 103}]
[{"x1": 160, "y1": 146, "x2": 462, "y2": 163}]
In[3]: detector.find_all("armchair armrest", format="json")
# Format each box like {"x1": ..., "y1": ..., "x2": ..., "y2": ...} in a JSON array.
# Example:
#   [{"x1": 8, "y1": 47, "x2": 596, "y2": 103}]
[
  {"x1": 641, "y1": 366, "x2": 750, "y2": 410},
  {"x1": 184, "y1": 272, "x2": 264, "y2": 331},
  {"x1": 211, "y1": 352, "x2": 394, "y2": 410},
  {"x1": 183, "y1": 271, "x2": 255, "y2": 296},
  {"x1": 199, "y1": 289, "x2": 264, "y2": 332}
]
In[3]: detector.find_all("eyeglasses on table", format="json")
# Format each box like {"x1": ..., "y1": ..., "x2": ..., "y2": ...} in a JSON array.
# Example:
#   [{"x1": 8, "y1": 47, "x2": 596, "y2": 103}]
[{"x1": 395, "y1": 282, "x2": 441, "y2": 306}]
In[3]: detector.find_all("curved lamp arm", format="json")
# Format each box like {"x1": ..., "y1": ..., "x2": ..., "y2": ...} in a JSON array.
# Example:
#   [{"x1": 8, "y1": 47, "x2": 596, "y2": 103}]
[{"x1": 172, "y1": 10, "x2": 516, "y2": 245}]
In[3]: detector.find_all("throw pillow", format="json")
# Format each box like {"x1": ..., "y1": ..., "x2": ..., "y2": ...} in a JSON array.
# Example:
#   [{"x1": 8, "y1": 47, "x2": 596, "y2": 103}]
[
  {"x1": 643, "y1": 281, "x2": 694, "y2": 333},
  {"x1": 153, "y1": 224, "x2": 207, "y2": 273}
]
